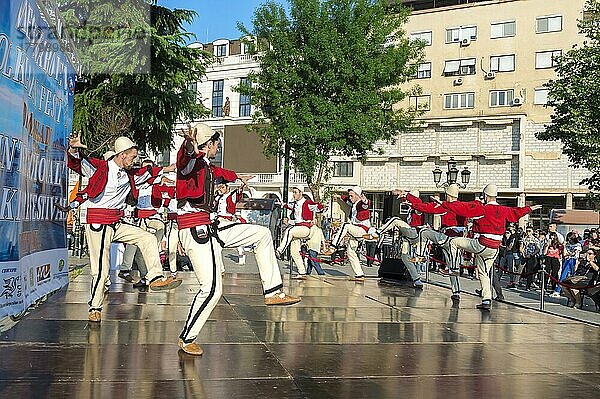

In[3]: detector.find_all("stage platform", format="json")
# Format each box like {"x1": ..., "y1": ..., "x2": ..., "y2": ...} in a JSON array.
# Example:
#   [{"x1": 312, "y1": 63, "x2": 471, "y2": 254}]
[{"x1": 1, "y1": 255, "x2": 599, "y2": 398}]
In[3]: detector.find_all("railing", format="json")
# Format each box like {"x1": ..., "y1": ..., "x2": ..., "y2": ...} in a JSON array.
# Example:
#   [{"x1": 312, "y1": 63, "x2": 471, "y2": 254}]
[
  {"x1": 250, "y1": 172, "x2": 307, "y2": 185},
  {"x1": 214, "y1": 53, "x2": 259, "y2": 66}
]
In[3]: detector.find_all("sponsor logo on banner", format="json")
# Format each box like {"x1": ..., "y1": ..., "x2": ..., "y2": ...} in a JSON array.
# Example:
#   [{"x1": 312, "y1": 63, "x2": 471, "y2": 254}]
[
  {"x1": 0, "y1": 269, "x2": 23, "y2": 309},
  {"x1": 59, "y1": 259, "x2": 65, "y2": 272},
  {"x1": 36, "y1": 264, "x2": 51, "y2": 285},
  {"x1": 2, "y1": 268, "x2": 17, "y2": 273}
]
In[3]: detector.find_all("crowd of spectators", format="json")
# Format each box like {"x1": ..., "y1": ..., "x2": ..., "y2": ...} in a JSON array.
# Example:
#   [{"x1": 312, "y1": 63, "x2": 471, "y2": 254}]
[{"x1": 493, "y1": 224, "x2": 600, "y2": 310}]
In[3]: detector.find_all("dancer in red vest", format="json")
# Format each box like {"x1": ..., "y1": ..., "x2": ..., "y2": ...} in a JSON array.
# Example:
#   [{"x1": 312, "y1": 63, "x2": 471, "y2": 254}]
[
  {"x1": 328, "y1": 186, "x2": 374, "y2": 281},
  {"x1": 439, "y1": 184, "x2": 540, "y2": 310},
  {"x1": 120, "y1": 159, "x2": 174, "y2": 288},
  {"x1": 215, "y1": 177, "x2": 250, "y2": 265},
  {"x1": 62, "y1": 134, "x2": 181, "y2": 322},
  {"x1": 176, "y1": 123, "x2": 300, "y2": 356},
  {"x1": 276, "y1": 187, "x2": 324, "y2": 279}
]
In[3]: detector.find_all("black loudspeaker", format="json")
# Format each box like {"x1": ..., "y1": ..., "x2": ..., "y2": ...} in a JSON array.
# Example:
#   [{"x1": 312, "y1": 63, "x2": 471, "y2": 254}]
[{"x1": 378, "y1": 258, "x2": 410, "y2": 281}]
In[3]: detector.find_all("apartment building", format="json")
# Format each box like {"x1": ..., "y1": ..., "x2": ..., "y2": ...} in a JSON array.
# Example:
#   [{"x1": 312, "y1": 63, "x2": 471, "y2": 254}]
[
  {"x1": 176, "y1": 0, "x2": 591, "y2": 227},
  {"x1": 326, "y1": 0, "x2": 590, "y2": 226}
]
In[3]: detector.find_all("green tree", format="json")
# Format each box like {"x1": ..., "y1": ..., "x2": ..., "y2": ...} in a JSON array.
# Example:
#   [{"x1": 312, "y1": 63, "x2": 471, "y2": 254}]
[
  {"x1": 239, "y1": 0, "x2": 423, "y2": 200},
  {"x1": 60, "y1": 1, "x2": 211, "y2": 154},
  {"x1": 538, "y1": 0, "x2": 600, "y2": 193}
]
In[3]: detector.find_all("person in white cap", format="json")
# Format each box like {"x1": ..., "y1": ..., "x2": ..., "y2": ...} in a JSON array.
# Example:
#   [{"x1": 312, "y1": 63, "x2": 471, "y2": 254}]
[
  {"x1": 119, "y1": 158, "x2": 172, "y2": 288},
  {"x1": 61, "y1": 134, "x2": 181, "y2": 323},
  {"x1": 176, "y1": 123, "x2": 301, "y2": 356},
  {"x1": 328, "y1": 186, "x2": 373, "y2": 281},
  {"x1": 276, "y1": 187, "x2": 325, "y2": 279},
  {"x1": 214, "y1": 176, "x2": 252, "y2": 266},
  {"x1": 438, "y1": 184, "x2": 541, "y2": 310}
]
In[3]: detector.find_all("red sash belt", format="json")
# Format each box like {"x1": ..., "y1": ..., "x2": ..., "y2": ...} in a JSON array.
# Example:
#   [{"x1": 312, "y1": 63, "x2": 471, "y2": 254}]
[
  {"x1": 87, "y1": 208, "x2": 124, "y2": 224},
  {"x1": 478, "y1": 236, "x2": 501, "y2": 249},
  {"x1": 177, "y1": 212, "x2": 211, "y2": 229},
  {"x1": 136, "y1": 209, "x2": 157, "y2": 219}
]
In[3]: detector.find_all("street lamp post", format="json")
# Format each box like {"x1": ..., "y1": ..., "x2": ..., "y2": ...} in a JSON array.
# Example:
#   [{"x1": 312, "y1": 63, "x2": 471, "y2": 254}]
[{"x1": 432, "y1": 157, "x2": 471, "y2": 188}]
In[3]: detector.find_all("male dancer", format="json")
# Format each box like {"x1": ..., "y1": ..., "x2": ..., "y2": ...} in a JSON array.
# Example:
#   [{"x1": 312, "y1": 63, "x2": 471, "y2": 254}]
[
  {"x1": 439, "y1": 184, "x2": 541, "y2": 310},
  {"x1": 328, "y1": 186, "x2": 375, "y2": 282},
  {"x1": 276, "y1": 188, "x2": 324, "y2": 279},
  {"x1": 120, "y1": 159, "x2": 171, "y2": 288},
  {"x1": 176, "y1": 123, "x2": 300, "y2": 356},
  {"x1": 215, "y1": 177, "x2": 249, "y2": 265},
  {"x1": 63, "y1": 135, "x2": 181, "y2": 322}
]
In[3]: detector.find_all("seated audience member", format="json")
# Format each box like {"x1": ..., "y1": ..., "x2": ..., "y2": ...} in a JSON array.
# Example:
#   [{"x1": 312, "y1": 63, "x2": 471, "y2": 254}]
[{"x1": 561, "y1": 248, "x2": 599, "y2": 308}]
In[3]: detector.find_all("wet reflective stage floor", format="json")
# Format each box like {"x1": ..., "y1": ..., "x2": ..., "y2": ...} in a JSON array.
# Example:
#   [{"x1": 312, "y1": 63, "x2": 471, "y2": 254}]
[{"x1": 1, "y1": 268, "x2": 600, "y2": 398}]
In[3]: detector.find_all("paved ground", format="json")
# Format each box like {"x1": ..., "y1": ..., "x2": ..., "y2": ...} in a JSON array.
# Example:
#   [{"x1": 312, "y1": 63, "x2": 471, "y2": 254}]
[{"x1": 0, "y1": 250, "x2": 599, "y2": 398}]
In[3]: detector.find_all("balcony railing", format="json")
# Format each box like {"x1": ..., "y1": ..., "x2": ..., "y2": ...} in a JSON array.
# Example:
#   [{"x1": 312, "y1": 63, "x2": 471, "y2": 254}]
[
  {"x1": 250, "y1": 172, "x2": 307, "y2": 185},
  {"x1": 213, "y1": 53, "x2": 259, "y2": 66}
]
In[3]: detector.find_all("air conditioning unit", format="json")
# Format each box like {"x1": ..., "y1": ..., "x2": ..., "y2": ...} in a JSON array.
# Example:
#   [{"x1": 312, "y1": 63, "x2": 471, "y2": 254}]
[
  {"x1": 460, "y1": 38, "x2": 471, "y2": 46},
  {"x1": 485, "y1": 71, "x2": 496, "y2": 80},
  {"x1": 453, "y1": 78, "x2": 464, "y2": 86},
  {"x1": 512, "y1": 97, "x2": 524, "y2": 106}
]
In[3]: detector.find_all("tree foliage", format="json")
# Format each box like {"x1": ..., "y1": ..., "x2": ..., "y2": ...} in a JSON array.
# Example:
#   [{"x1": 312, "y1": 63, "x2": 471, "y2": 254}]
[
  {"x1": 538, "y1": 0, "x2": 600, "y2": 192},
  {"x1": 59, "y1": 0, "x2": 211, "y2": 153},
  {"x1": 239, "y1": 0, "x2": 423, "y2": 199}
]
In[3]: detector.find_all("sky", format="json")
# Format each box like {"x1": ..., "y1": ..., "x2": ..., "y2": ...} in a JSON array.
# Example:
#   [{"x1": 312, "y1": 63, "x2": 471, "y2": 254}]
[{"x1": 158, "y1": 0, "x2": 287, "y2": 43}]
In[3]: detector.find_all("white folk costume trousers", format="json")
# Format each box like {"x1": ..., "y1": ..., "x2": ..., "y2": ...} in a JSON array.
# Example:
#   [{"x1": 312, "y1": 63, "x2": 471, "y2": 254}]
[
  {"x1": 331, "y1": 223, "x2": 368, "y2": 278},
  {"x1": 179, "y1": 220, "x2": 283, "y2": 344},
  {"x1": 165, "y1": 220, "x2": 179, "y2": 273},
  {"x1": 121, "y1": 217, "x2": 165, "y2": 277},
  {"x1": 277, "y1": 225, "x2": 311, "y2": 275},
  {"x1": 86, "y1": 221, "x2": 164, "y2": 311},
  {"x1": 449, "y1": 237, "x2": 499, "y2": 302},
  {"x1": 420, "y1": 229, "x2": 461, "y2": 294}
]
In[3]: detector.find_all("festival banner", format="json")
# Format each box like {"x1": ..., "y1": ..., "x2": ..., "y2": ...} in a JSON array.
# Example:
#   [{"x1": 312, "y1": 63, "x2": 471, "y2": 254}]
[{"x1": 0, "y1": 0, "x2": 75, "y2": 318}]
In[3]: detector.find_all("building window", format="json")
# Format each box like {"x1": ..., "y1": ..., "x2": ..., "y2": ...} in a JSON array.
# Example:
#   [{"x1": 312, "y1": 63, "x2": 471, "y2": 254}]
[
  {"x1": 409, "y1": 95, "x2": 431, "y2": 111},
  {"x1": 489, "y1": 89, "x2": 514, "y2": 107},
  {"x1": 333, "y1": 161, "x2": 353, "y2": 177},
  {"x1": 216, "y1": 44, "x2": 227, "y2": 57},
  {"x1": 536, "y1": 15, "x2": 562, "y2": 33},
  {"x1": 490, "y1": 54, "x2": 515, "y2": 72},
  {"x1": 534, "y1": 88, "x2": 550, "y2": 105},
  {"x1": 212, "y1": 80, "x2": 224, "y2": 117},
  {"x1": 444, "y1": 92, "x2": 475, "y2": 109},
  {"x1": 239, "y1": 77, "x2": 251, "y2": 117},
  {"x1": 443, "y1": 58, "x2": 476, "y2": 76},
  {"x1": 446, "y1": 26, "x2": 477, "y2": 43},
  {"x1": 410, "y1": 30, "x2": 432, "y2": 46},
  {"x1": 535, "y1": 50, "x2": 562, "y2": 69},
  {"x1": 414, "y1": 62, "x2": 432, "y2": 79},
  {"x1": 490, "y1": 20, "x2": 516, "y2": 38}
]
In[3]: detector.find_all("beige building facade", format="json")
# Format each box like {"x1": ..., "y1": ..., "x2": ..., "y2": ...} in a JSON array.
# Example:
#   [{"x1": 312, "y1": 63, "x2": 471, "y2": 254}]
[{"x1": 325, "y1": 0, "x2": 591, "y2": 227}]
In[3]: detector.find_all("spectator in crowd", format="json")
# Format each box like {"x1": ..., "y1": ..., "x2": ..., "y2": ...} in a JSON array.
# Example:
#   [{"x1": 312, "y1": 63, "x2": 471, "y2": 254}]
[
  {"x1": 305, "y1": 219, "x2": 326, "y2": 276},
  {"x1": 520, "y1": 226, "x2": 541, "y2": 290},
  {"x1": 505, "y1": 226, "x2": 521, "y2": 289},
  {"x1": 560, "y1": 248, "x2": 599, "y2": 308},
  {"x1": 543, "y1": 232, "x2": 563, "y2": 292},
  {"x1": 548, "y1": 223, "x2": 565, "y2": 245},
  {"x1": 550, "y1": 232, "x2": 582, "y2": 298}
]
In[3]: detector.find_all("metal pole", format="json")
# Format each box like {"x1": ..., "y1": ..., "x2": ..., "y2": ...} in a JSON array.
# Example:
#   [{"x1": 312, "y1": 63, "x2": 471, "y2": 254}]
[
  {"x1": 539, "y1": 268, "x2": 545, "y2": 311},
  {"x1": 282, "y1": 140, "x2": 291, "y2": 277}
]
